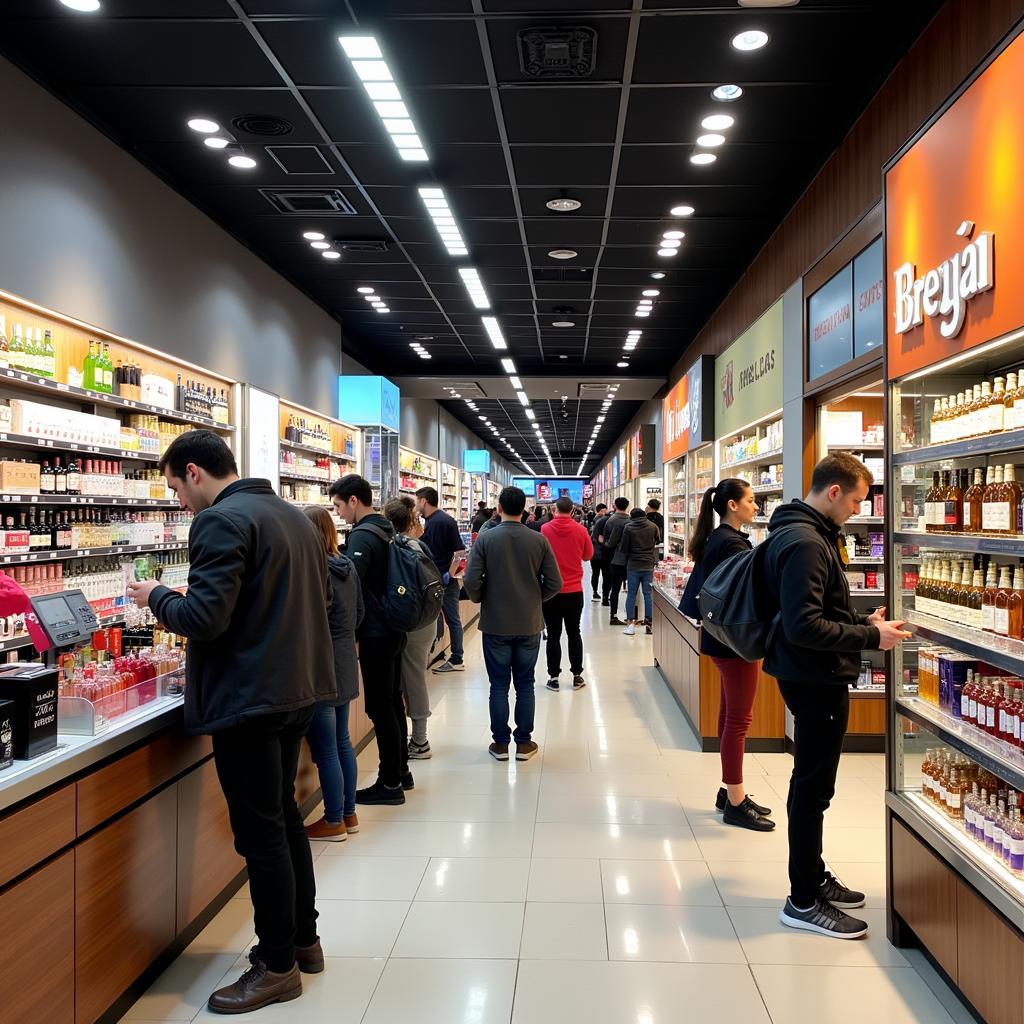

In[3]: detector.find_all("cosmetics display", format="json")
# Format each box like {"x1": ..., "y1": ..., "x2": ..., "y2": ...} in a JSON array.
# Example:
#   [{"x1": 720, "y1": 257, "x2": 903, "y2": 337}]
[
  {"x1": 441, "y1": 463, "x2": 460, "y2": 521},
  {"x1": 398, "y1": 446, "x2": 438, "y2": 498}
]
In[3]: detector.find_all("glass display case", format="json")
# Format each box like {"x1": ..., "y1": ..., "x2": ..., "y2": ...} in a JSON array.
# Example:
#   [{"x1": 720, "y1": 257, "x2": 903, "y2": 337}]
[
  {"x1": 888, "y1": 339, "x2": 1024, "y2": 930},
  {"x1": 664, "y1": 454, "x2": 687, "y2": 559},
  {"x1": 440, "y1": 462, "x2": 460, "y2": 522},
  {"x1": 717, "y1": 412, "x2": 782, "y2": 547}
]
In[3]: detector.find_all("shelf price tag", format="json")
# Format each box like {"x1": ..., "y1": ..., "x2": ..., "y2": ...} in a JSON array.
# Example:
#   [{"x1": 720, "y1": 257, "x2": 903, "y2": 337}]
[{"x1": 56, "y1": 383, "x2": 69, "y2": 392}]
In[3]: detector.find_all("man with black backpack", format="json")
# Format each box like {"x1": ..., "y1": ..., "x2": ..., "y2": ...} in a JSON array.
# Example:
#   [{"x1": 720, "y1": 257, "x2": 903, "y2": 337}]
[{"x1": 332, "y1": 475, "x2": 418, "y2": 806}]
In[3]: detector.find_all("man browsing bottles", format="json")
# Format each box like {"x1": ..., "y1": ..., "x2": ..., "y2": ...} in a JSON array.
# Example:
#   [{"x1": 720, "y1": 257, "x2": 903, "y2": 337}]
[
  {"x1": 127, "y1": 430, "x2": 334, "y2": 1015},
  {"x1": 415, "y1": 486, "x2": 466, "y2": 674},
  {"x1": 763, "y1": 453, "x2": 909, "y2": 939}
]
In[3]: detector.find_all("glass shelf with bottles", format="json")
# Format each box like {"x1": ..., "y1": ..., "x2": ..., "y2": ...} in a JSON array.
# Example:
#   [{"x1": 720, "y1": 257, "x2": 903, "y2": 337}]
[
  {"x1": 398, "y1": 448, "x2": 438, "y2": 493},
  {"x1": 663, "y1": 454, "x2": 687, "y2": 557}
]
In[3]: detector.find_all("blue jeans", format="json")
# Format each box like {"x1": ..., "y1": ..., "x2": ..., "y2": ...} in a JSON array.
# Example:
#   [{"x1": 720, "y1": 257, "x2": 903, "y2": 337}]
[
  {"x1": 625, "y1": 569, "x2": 654, "y2": 622},
  {"x1": 482, "y1": 632, "x2": 540, "y2": 744},
  {"x1": 436, "y1": 577, "x2": 464, "y2": 664},
  {"x1": 306, "y1": 701, "x2": 357, "y2": 822}
]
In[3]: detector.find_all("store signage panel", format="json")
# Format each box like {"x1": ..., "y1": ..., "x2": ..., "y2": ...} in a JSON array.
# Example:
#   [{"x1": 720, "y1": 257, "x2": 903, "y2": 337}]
[
  {"x1": 463, "y1": 449, "x2": 490, "y2": 473},
  {"x1": 885, "y1": 29, "x2": 1024, "y2": 379},
  {"x1": 338, "y1": 375, "x2": 400, "y2": 432},
  {"x1": 714, "y1": 299, "x2": 784, "y2": 436},
  {"x1": 853, "y1": 238, "x2": 884, "y2": 357},
  {"x1": 244, "y1": 385, "x2": 280, "y2": 494},
  {"x1": 635, "y1": 424, "x2": 656, "y2": 476},
  {"x1": 663, "y1": 355, "x2": 715, "y2": 463},
  {"x1": 808, "y1": 265, "x2": 854, "y2": 380}
]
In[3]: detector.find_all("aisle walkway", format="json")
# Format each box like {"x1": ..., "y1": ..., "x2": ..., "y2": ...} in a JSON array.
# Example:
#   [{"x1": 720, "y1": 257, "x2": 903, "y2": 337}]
[{"x1": 125, "y1": 601, "x2": 970, "y2": 1024}]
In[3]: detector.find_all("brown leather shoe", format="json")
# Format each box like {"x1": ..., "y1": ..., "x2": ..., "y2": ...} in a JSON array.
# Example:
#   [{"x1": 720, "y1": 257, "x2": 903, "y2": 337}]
[
  {"x1": 515, "y1": 741, "x2": 539, "y2": 761},
  {"x1": 295, "y1": 939, "x2": 325, "y2": 975},
  {"x1": 207, "y1": 950, "x2": 301, "y2": 1014},
  {"x1": 305, "y1": 817, "x2": 347, "y2": 842},
  {"x1": 489, "y1": 742, "x2": 509, "y2": 761},
  {"x1": 343, "y1": 813, "x2": 360, "y2": 834}
]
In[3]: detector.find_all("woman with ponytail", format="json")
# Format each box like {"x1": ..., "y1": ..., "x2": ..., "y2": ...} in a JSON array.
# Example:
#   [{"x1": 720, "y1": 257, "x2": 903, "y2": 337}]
[{"x1": 686, "y1": 478, "x2": 776, "y2": 832}]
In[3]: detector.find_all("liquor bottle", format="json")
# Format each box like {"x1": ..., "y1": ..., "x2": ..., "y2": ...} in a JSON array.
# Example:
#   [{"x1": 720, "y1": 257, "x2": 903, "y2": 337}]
[
  {"x1": 943, "y1": 469, "x2": 963, "y2": 533},
  {"x1": 175, "y1": 373, "x2": 185, "y2": 413},
  {"x1": 964, "y1": 466, "x2": 985, "y2": 533},
  {"x1": 983, "y1": 465, "x2": 1008, "y2": 535},
  {"x1": 51, "y1": 457, "x2": 66, "y2": 495},
  {"x1": 1007, "y1": 808, "x2": 1024, "y2": 877},
  {"x1": 990, "y1": 377, "x2": 1008, "y2": 433},
  {"x1": 39, "y1": 460, "x2": 54, "y2": 495},
  {"x1": 1005, "y1": 465, "x2": 1022, "y2": 534},
  {"x1": 925, "y1": 471, "x2": 941, "y2": 534},
  {"x1": 937, "y1": 562, "x2": 953, "y2": 618},
  {"x1": 947, "y1": 769, "x2": 966, "y2": 820},
  {"x1": 8, "y1": 323, "x2": 23, "y2": 372},
  {"x1": 1011, "y1": 568, "x2": 1024, "y2": 640},
  {"x1": 957, "y1": 562, "x2": 974, "y2": 621},
  {"x1": 100, "y1": 343, "x2": 113, "y2": 393},
  {"x1": 24, "y1": 328, "x2": 38, "y2": 375},
  {"x1": 83, "y1": 340, "x2": 96, "y2": 390},
  {"x1": 65, "y1": 457, "x2": 80, "y2": 496},
  {"x1": 963, "y1": 671, "x2": 978, "y2": 724},
  {"x1": 969, "y1": 569, "x2": 985, "y2": 632},
  {"x1": 996, "y1": 566, "x2": 1014, "y2": 636}
]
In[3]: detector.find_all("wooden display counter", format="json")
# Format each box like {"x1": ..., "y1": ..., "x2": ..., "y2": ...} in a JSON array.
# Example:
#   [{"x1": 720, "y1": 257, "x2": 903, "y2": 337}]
[{"x1": 652, "y1": 586, "x2": 786, "y2": 751}]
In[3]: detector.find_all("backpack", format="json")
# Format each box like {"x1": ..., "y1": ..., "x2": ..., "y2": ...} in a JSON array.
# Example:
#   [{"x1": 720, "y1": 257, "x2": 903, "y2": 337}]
[
  {"x1": 359, "y1": 524, "x2": 445, "y2": 632},
  {"x1": 696, "y1": 525, "x2": 797, "y2": 661}
]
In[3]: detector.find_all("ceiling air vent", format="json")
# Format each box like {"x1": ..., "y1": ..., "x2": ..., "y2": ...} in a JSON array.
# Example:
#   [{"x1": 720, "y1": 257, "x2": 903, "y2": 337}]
[
  {"x1": 444, "y1": 382, "x2": 489, "y2": 400},
  {"x1": 335, "y1": 239, "x2": 389, "y2": 253},
  {"x1": 233, "y1": 114, "x2": 293, "y2": 136},
  {"x1": 578, "y1": 383, "x2": 619, "y2": 399},
  {"x1": 260, "y1": 188, "x2": 357, "y2": 216},
  {"x1": 518, "y1": 27, "x2": 597, "y2": 79}
]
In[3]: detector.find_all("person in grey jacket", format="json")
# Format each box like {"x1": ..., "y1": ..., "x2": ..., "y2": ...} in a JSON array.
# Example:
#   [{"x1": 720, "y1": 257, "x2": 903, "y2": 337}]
[
  {"x1": 126, "y1": 430, "x2": 334, "y2": 1015},
  {"x1": 601, "y1": 496, "x2": 631, "y2": 624},
  {"x1": 620, "y1": 507, "x2": 661, "y2": 636},
  {"x1": 463, "y1": 485, "x2": 562, "y2": 762},
  {"x1": 302, "y1": 506, "x2": 364, "y2": 844}
]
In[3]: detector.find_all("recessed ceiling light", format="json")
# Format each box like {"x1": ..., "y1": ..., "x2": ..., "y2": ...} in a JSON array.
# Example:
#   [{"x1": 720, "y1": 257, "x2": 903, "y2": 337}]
[
  {"x1": 551, "y1": 320, "x2": 575, "y2": 328},
  {"x1": 642, "y1": 289, "x2": 660, "y2": 297},
  {"x1": 516, "y1": 391, "x2": 530, "y2": 407},
  {"x1": 713, "y1": 83, "x2": 744, "y2": 102},
  {"x1": 228, "y1": 154, "x2": 257, "y2": 169},
  {"x1": 732, "y1": 29, "x2": 769, "y2": 50},
  {"x1": 481, "y1": 316, "x2": 508, "y2": 350},
  {"x1": 310, "y1": 240, "x2": 330, "y2": 250},
  {"x1": 458, "y1": 268, "x2": 491, "y2": 309},
  {"x1": 510, "y1": 376, "x2": 522, "y2": 389},
  {"x1": 305, "y1": 231, "x2": 327, "y2": 241},
  {"x1": 696, "y1": 133, "x2": 726, "y2": 148},
  {"x1": 546, "y1": 197, "x2": 582, "y2": 212},
  {"x1": 60, "y1": 0, "x2": 102, "y2": 8},
  {"x1": 323, "y1": 250, "x2": 342, "y2": 260},
  {"x1": 356, "y1": 285, "x2": 374, "y2": 293},
  {"x1": 662, "y1": 231, "x2": 685, "y2": 240},
  {"x1": 338, "y1": 36, "x2": 383, "y2": 59},
  {"x1": 690, "y1": 152, "x2": 717, "y2": 165},
  {"x1": 669, "y1": 205, "x2": 695, "y2": 219},
  {"x1": 650, "y1": 272, "x2": 666, "y2": 280},
  {"x1": 500, "y1": 358, "x2": 516, "y2": 373},
  {"x1": 376, "y1": 307, "x2": 391, "y2": 313},
  {"x1": 738, "y1": 0, "x2": 798, "y2": 6},
  {"x1": 418, "y1": 187, "x2": 468, "y2": 256},
  {"x1": 372, "y1": 301, "x2": 386, "y2": 307},
  {"x1": 204, "y1": 137, "x2": 230, "y2": 149},
  {"x1": 410, "y1": 342, "x2": 421, "y2": 349},
  {"x1": 702, "y1": 114, "x2": 735, "y2": 131},
  {"x1": 660, "y1": 239, "x2": 682, "y2": 249},
  {"x1": 187, "y1": 117, "x2": 220, "y2": 134},
  {"x1": 547, "y1": 249, "x2": 578, "y2": 260},
  {"x1": 616, "y1": 361, "x2": 629, "y2": 368},
  {"x1": 657, "y1": 248, "x2": 678, "y2": 257},
  {"x1": 635, "y1": 310, "x2": 651, "y2": 317},
  {"x1": 558, "y1": 354, "x2": 568, "y2": 359},
  {"x1": 419, "y1": 352, "x2": 431, "y2": 358},
  {"x1": 525, "y1": 409, "x2": 536, "y2": 420}
]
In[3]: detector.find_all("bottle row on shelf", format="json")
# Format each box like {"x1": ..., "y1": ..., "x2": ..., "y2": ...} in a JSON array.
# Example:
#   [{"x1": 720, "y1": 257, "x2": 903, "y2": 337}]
[
  {"x1": 0, "y1": 457, "x2": 174, "y2": 500},
  {"x1": 928, "y1": 372, "x2": 1024, "y2": 446},
  {"x1": 720, "y1": 419, "x2": 783, "y2": 467},
  {"x1": 283, "y1": 416, "x2": 344, "y2": 453},
  {"x1": 280, "y1": 481, "x2": 331, "y2": 506},
  {"x1": 914, "y1": 557, "x2": 1024, "y2": 638},
  {"x1": 919, "y1": 747, "x2": 1024, "y2": 877},
  {"x1": 279, "y1": 451, "x2": 341, "y2": 481},
  {"x1": 0, "y1": 508, "x2": 191, "y2": 555},
  {"x1": 922, "y1": 466, "x2": 1024, "y2": 535}
]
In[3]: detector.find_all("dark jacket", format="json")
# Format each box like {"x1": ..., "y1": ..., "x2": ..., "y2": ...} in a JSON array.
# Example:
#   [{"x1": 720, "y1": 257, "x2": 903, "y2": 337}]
[
  {"x1": 471, "y1": 511, "x2": 490, "y2": 533},
  {"x1": 325, "y1": 554, "x2": 363, "y2": 705},
  {"x1": 696, "y1": 524, "x2": 752, "y2": 658},
  {"x1": 603, "y1": 511, "x2": 631, "y2": 565},
  {"x1": 464, "y1": 520, "x2": 562, "y2": 635},
  {"x1": 149, "y1": 478, "x2": 334, "y2": 734},
  {"x1": 590, "y1": 513, "x2": 610, "y2": 559},
  {"x1": 646, "y1": 510, "x2": 665, "y2": 536},
  {"x1": 528, "y1": 513, "x2": 551, "y2": 532},
  {"x1": 761, "y1": 499, "x2": 880, "y2": 685},
  {"x1": 345, "y1": 513, "x2": 396, "y2": 639},
  {"x1": 619, "y1": 516, "x2": 661, "y2": 573}
]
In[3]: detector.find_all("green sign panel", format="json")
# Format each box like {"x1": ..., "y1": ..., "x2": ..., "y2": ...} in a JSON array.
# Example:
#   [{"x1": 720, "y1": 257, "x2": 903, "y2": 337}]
[{"x1": 714, "y1": 299, "x2": 784, "y2": 437}]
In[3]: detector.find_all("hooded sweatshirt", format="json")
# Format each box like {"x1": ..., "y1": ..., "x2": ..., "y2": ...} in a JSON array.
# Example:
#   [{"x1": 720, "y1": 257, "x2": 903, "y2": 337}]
[
  {"x1": 761, "y1": 498, "x2": 880, "y2": 685},
  {"x1": 325, "y1": 553, "x2": 364, "y2": 704},
  {"x1": 541, "y1": 515, "x2": 594, "y2": 593},
  {"x1": 619, "y1": 514, "x2": 661, "y2": 573}
]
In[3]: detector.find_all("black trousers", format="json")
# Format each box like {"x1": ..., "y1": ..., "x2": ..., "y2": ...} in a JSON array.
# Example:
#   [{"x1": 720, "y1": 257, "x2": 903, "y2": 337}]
[
  {"x1": 590, "y1": 559, "x2": 606, "y2": 598},
  {"x1": 212, "y1": 706, "x2": 317, "y2": 974},
  {"x1": 359, "y1": 633, "x2": 409, "y2": 788},
  {"x1": 607, "y1": 563, "x2": 628, "y2": 618},
  {"x1": 543, "y1": 591, "x2": 585, "y2": 677},
  {"x1": 778, "y1": 680, "x2": 849, "y2": 907}
]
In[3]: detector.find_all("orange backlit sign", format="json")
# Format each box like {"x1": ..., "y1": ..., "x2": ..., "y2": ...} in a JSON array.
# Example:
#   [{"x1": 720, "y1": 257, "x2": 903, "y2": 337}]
[{"x1": 886, "y1": 27, "x2": 1024, "y2": 379}]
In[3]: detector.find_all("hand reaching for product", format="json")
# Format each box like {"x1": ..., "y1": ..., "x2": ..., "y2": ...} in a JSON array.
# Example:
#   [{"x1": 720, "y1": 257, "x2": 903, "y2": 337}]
[
  {"x1": 127, "y1": 578, "x2": 160, "y2": 609},
  {"x1": 876, "y1": 618, "x2": 912, "y2": 651}
]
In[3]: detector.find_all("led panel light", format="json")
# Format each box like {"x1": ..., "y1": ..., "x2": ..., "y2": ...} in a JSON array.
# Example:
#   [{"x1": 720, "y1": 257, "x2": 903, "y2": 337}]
[
  {"x1": 713, "y1": 84, "x2": 743, "y2": 101},
  {"x1": 500, "y1": 358, "x2": 516, "y2": 373},
  {"x1": 187, "y1": 117, "x2": 220, "y2": 134},
  {"x1": 525, "y1": 409, "x2": 536, "y2": 421},
  {"x1": 702, "y1": 114, "x2": 735, "y2": 131},
  {"x1": 228, "y1": 155, "x2": 257, "y2": 169},
  {"x1": 732, "y1": 29, "x2": 769, "y2": 51},
  {"x1": 204, "y1": 137, "x2": 230, "y2": 149},
  {"x1": 642, "y1": 289, "x2": 660, "y2": 297},
  {"x1": 459, "y1": 268, "x2": 491, "y2": 309},
  {"x1": 481, "y1": 316, "x2": 508, "y2": 350},
  {"x1": 662, "y1": 231, "x2": 685, "y2": 240},
  {"x1": 418, "y1": 187, "x2": 469, "y2": 256},
  {"x1": 696, "y1": 133, "x2": 726, "y2": 148},
  {"x1": 509, "y1": 376, "x2": 522, "y2": 389},
  {"x1": 305, "y1": 231, "x2": 326, "y2": 241},
  {"x1": 310, "y1": 241, "x2": 330, "y2": 250},
  {"x1": 322, "y1": 250, "x2": 341, "y2": 260},
  {"x1": 657, "y1": 249, "x2": 677, "y2": 258},
  {"x1": 690, "y1": 152, "x2": 717, "y2": 165},
  {"x1": 517, "y1": 391, "x2": 530, "y2": 406},
  {"x1": 357, "y1": 286, "x2": 375, "y2": 293}
]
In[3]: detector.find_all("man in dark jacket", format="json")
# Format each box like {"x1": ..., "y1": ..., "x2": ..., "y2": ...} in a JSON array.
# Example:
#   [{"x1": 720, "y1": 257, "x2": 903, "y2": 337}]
[
  {"x1": 589, "y1": 503, "x2": 609, "y2": 603},
  {"x1": 601, "y1": 496, "x2": 631, "y2": 624},
  {"x1": 471, "y1": 502, "x2": 490, "y2": 534},
  {"x1": 762, "y1": 453, "x2": 909, "y2": 940},
  {"x1": 127, "y1": 430, "x2": 334, "y2": 1015},
  {"x1": 645, "y1": 497, "x2": 665, "y2": 537},
  {"x1": 619, "y1": 507, "x2": 661, "y2": 635},
  {"x1": 331, "y1": 474, "x2": 410, "y2": 807}
]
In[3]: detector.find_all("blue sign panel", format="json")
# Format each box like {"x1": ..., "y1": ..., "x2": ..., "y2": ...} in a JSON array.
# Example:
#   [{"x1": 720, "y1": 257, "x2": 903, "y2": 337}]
[
  {"x1": 338, "y1": 375, "x2": 400, "y2": 431},
  {"x1": 463, "y1": 449, "x2": 491, "y2": 473}
]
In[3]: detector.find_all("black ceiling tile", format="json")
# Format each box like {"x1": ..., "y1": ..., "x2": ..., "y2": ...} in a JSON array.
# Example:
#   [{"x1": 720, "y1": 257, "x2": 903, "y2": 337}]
[
  {"x1": 528, "y1": 246, "x2": 602, "y2": 267},
  {"x1": 511, "y1": 145, "x2": 613, "y2": 186},
  {"x1": 5, "y1": 0, "x2": 231, "y2": 14},
  {"x1": 337, "y1": 144, "x2": 508, "y2": 188},
  {"x1": 516, "y1": 187, "x2": 608, "y2": 216},
  {"x1": 301, "y1": 88, "x2": 402, "y2": 145},
  {"x1": 523, "y1": 218, "x2": 606, "y2": 247},
  {"x1": 500, "y1": 88, "x2": 622, "y2": 144},
  {"x1": 533, "y1": 282, "x2": 595, "y2": 303},
  {"x1": 406, "y1": 88, "x2": 503, "y2": 144}
]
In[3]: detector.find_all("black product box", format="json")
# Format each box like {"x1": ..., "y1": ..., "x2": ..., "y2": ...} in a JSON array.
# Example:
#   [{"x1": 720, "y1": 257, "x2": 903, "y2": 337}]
[
  {"x1": 0, "y1": 664, "x2": 58, "y2": 759},
  {"x1": 0, "y1": 699, "x2": 13, "y2": 770}
]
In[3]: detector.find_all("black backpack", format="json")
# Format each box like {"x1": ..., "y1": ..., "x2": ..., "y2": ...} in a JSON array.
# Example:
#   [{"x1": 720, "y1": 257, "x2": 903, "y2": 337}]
[
  {"x1": 696, "y1": 525, "x2": 796, "y2": 661},
  {"x1": 359, "y1": 524, "x2": 445, "y2": 632}
]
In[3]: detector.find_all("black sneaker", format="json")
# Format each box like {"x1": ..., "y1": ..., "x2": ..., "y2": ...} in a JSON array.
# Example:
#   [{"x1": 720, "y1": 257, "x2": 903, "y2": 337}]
[
  {"x1": 591, "y1": 593, "x2": 600, "y2": 602},
  {"x1": 716, "y1": 787, "x2": 772, "y2": 816},
  {"x1": 779, "y1": 897, "x2": 868, "y2": 939},
  {"x1": 546, "y1": 678, "x2": 560, "y2": 691},
  {"x1": 820, "y1": 870, "x2": 866, "y2": 909},
  {"x1": 645, "y1": 620, "x2": 653, "y2": 635},
  {"x1": 401, "y1": 772, "x2": 415, "y2": 791},
  {"x1": 356, "y1": 781, "x2": 405, "y2": 806},
  {"x1": 572, "y1": 675, "x2": 586, "y2": 690},
  {"x1": 601, "y1": 599, "x2": 610, "y2": 607},
  {"x1": 408, "y1": 740, "x2": 432, "y2": 760},
  {"x1": 723, "y1": 796, "x2": 775, "y2": 831},
  {"x1": 609, "y1": 616, "x2": 626, "y2": 626}
]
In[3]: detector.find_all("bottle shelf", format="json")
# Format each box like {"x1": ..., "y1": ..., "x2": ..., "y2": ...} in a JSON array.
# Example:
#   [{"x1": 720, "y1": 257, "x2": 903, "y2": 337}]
[
  {"x1": 847, "y1": 516, "x2": 884, "y2": 524},
  {"x1": 720, "y1": 448, "x2": 784, "y2": 471},
  {"x1": 751, "y1": 484, "x2": 783, "y2": 495},
  {"x1": 398, "y1": 468, "x2": 437, "y2": 481},
  {"x1": 278, "y1": 469, "x2": 331, "y2": 484},
  {"x1": 280, "y1": 438, "x2": 356, "y2": 462},
  {"x1": 0, "y1": 431, "x2": 159, "y2": 463},
  {"x1": 0, "y1": 494, "x2": 180, "y2": 508},
  {"x1": 848, "y1": 557, "x2": 885, "y2": 564},
  {"x1": 894, "y1": 530, "x2": 1024, "y2": 557},
  {"x1": 904, "y1": 609, "x2": 1024, "y2": 677},
  {"x1": 827, "y1": 442, "x2": 885, "y2": 452},
  {"x1": 892, "y1": 427, "x2": 1024, "y2": 467},
  {"x1": 0, "y1": 541, "x2": 187, "y2": 567},
  {"x1": 0, "y1": 367, "x2": 233, "y2": 432}
]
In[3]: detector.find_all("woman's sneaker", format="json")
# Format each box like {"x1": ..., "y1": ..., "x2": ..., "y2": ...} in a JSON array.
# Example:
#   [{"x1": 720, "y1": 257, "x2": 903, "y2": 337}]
[
  {"x1": 409, "y1": 739, "x2": 432, "y2": 760},
  {"x1": 623, "y1": 623, "x2": 636, "y2": 636},
  {"x1": 546, "y1": 678, "x2": 560, "y2": 691},
  {"x1": 779, "y1": 897, "x2": 868, "y2": 939},
  {"x1": 819, "y1": 870, "x2": 866, "y2": 909}
]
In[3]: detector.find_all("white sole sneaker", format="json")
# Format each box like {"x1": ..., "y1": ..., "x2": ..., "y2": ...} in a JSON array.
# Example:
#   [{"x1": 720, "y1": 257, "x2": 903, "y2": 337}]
[{"x1": 778, "y1": 907, "x2": 868, "y2": 939}]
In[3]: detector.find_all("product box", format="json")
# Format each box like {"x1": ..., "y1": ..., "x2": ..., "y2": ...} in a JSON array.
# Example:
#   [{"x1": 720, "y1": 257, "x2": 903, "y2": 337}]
[
  {"x1": 0, "y1": 527, "x2": 30, "y2": 554},
  {"x1": 938, "y1": 652, "x2": 974, "y2": 719},
  {"x1": 873, "y1": 492, "x2": 885, "y2": 517},
  {"x1": 0, "y1": 698, "x2": 13, "y2": 771},
  {"x1": 0, "y1": 403, "x2": 12, "y2": 432},
  {"x1": 845, "y1": 571, "x2": 865, "y2": 590},
  {"x1": 0, "y1": 460, "x2": 40, "y2": 495},
  {"x1": 869, "y1": 532, "x2": 885, "y2": 558},
  {"x1": 141, "y1": 373, "x2": 174, "y2": 410},
  {"x1": 0, "y1": 664, "x2": 58, "y2": 759}
]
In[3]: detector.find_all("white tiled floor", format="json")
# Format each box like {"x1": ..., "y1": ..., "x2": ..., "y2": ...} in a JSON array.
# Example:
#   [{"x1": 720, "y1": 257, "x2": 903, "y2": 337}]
[{"x1": 123, "y1": 601, "x2": 973, "y2": 1023}]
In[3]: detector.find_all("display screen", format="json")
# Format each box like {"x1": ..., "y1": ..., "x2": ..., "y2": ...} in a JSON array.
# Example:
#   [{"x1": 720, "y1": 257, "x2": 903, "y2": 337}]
[
  {"x1": 463, "y1": 449, "x2": 491, "y2": 473},
  {"x1": 35, "y1": 595, "x2": 76, "y2": 630},
  {"x1": 512, "y1": 477, "x2": 585, "y2": 504}
]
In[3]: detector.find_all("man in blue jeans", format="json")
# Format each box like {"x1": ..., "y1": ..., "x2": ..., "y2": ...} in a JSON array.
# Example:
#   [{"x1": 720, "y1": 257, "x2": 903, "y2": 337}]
[
  {"x1": 416, "y1": 486, "x2": 466, "y2": 674},
  {"x1": 464, "y1": 485, "x2": 562, "y2": 761}
]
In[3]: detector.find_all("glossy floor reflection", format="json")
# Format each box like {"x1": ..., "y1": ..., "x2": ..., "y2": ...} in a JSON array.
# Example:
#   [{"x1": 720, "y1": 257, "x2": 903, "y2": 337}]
[{"x1": 123, "y1": 600, "x2": 972, "y2": 1023}]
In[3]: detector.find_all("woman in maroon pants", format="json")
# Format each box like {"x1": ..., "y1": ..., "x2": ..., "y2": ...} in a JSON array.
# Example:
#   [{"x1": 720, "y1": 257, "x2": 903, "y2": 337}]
[{"x1": 687, "y1": 479, "x2": 776, "y2": 832}]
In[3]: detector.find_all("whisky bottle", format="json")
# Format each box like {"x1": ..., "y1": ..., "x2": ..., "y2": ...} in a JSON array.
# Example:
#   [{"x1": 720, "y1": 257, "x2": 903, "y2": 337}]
[
  {"x1": 995, "y1": 566, "x2": 1014, "y2": 636},
  {"x1": 1005, "y1": 464, "x2": 1022, "y2": 534},
  {"x1": 969, "y1": 569, "x2": 985, "y2": 630},
  {"x1": 944, "y1": 469, "x2": 963, "y2": 532},
  {"x1": 982, "y1": 563, "x2": 999, "y2": 631},
  {"x1": 990, "y1": 377, "x2": 1008, "y2": 433},
  {"x1": 925, "y1": 471, "x2": 941, "y2": 533},
  {"x1": 964, "y1": 467, "x2": 985, "y2": 533},
  {"x1": 1013, "y1": 569, "x2": 1024, "y2": 640},
  {"x1": 983, "y1": 465, "x2": 1008, "y2": 534}
]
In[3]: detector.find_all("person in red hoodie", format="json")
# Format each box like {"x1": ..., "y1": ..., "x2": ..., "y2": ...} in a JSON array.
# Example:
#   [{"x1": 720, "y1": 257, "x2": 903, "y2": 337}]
[{"x1": 541, "y1": 495, "x2": 594, "y2": 691}]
